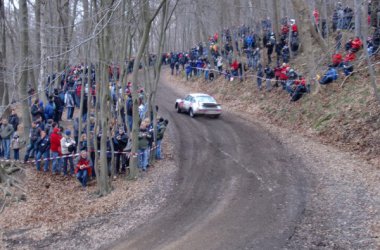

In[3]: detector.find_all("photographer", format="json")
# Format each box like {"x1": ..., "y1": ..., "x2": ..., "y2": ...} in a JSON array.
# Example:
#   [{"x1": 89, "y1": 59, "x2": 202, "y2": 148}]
[
  {"x1": 35, "y1": 130, "x2": 50, "y2": 172},
  {"x1": 138, "y1": 122, "x2": 152, "y2": 171},
  {"x1": 75, "y1": 151, "x2": 92, "y2": 187},
  {"x1": 156, "y1": 118, "x2": 168, "y2": 160},
  {"x1": 113, "y1": 126, "x2": 128, "y2": 175},
  {"x1": 60, "y1": 130, "x2": 76, "y2": 176}
]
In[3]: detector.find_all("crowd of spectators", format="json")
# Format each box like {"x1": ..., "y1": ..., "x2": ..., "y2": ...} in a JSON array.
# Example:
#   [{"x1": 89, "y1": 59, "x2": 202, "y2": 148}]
[
  {"x1": 163, "y1": 2, "x2": 379, "y2": 102},
  {"x1": 1, "y1": 63, "x2": 168, "y2": 187}
]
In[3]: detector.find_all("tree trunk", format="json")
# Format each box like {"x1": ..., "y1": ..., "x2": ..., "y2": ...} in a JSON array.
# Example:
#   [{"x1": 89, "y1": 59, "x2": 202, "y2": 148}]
[
  {"x1": 150, "y1": 0, "x2": 174, "y2": 160},
  {"x1": 196, "y1": 0, "x2": 215, "y2": 68},
  {"x1": 95, "y1": 0, "x2": 114, "y2": 195},
  {"x1": 355, "y1": 0, "x2": 363, "y2": 38},
  {"x1": 35, "y1": 0, "x2": 46, "y2": 103},
  {"x1": 19, "y1": 0, "x2": 31, "y2": 139},
  {"x1": 272, "y1": 0, "x2": 280, "y2": 36},
  {"x1": 118, "y1": 0, "x2": 131, "y2": 134},
  {"x1": 0, "y1": 0, "x2": 8, "y2": 108},
  {"x1": 291, "y1": 0, "x2": 318, "y2": 93},
  {"x1": 371, "y1": 0, "x2": 380, "y2": 27},
  {"x1": 362, "y1": 1, "x2": 380, "y2": 103},
  {"x1": 129, "y1": 0, "x2": 166, "y2": 180},
  {"x1": 38, "y1": 0, "x2": 48, "y2": 104},
  {"x1": 322, "y1": 0, "x2": 330, "y2": 41}
]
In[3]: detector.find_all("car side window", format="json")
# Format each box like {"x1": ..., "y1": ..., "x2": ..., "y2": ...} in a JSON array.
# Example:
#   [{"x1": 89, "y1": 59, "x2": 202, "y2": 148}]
[
  {"x1": 191, "y1": 97, "x2": 196, "y2": 103},
  {"x1": 185, "y1": 95, "x2": 191, "y2": 101}
]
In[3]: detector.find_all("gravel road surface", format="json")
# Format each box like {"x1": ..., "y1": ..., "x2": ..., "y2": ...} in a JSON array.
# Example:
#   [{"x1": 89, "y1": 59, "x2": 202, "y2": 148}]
[{"x1": 108, "y1": 79, "x2": 308, "y2": 250}]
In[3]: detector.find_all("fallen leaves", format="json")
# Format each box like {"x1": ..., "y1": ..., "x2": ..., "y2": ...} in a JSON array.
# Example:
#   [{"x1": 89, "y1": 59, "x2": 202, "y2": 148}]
[{"x1": 0, "y1": 139, "x2": 176, "y2": 249}]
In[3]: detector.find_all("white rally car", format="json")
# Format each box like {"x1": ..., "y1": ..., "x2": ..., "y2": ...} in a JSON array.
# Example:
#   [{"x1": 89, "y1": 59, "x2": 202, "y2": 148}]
[{"x1": 175, "y1": 93, "x2": 222, "y2": 118}]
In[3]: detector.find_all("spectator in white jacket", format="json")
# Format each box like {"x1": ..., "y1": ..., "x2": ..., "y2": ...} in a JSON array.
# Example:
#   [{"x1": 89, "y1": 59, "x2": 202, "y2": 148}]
[{"x1": 60, "y1": 130, "x2": 76, "y2": 176}]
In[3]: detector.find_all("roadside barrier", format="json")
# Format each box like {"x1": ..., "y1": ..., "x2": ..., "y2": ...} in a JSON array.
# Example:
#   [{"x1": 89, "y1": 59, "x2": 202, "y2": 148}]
[{"x1": 0, "y1": 145, "x2": 159, "y2": 164}]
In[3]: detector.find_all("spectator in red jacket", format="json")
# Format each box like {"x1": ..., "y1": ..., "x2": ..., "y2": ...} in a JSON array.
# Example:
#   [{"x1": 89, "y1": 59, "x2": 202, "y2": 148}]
[
  {"x1": 281, "y1": 24, "x2": 290, "y2": 36},
  {"x1": 279, "y1": 64, "x2": 289, "y2": 89},
  {"x1": 313, "y1": 8, "x2": 320, "y2": 25},
  {"x1": 231, "y1": 60, "x2": 239, "y2": 77},
  {"x1": 291, "y1": 75, "x2": 308, "y2": 102},
  {"x1": 50, "y1": 127, "x2": 62, "y2": 174},
  {"x1": 294, "y1": 76, "x2": 306, "y2": 87},
  {"x1": 291, "y1": 23, "x2": 298, "y2": 33},
  {"x1": 344, "y1": 51, "x2": 356, "y2": 62},
  {"x1": 351, "y1": 37, "x2": 363, "y2": 52},
  {"x1": 75, "y1": 151, "x2": 92, "y2": 187},
  {"x1": 332, "y1": 53, "x2": 343, "y2": 67}
]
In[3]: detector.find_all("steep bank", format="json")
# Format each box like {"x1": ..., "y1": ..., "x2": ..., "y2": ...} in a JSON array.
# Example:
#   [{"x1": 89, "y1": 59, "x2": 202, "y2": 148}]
[
  {"x1": 164, "y1": 70, "x2": 380, "y2": 248},
  {"x1": 167, "y1": 66, "x2": 380, "y2": 166}
]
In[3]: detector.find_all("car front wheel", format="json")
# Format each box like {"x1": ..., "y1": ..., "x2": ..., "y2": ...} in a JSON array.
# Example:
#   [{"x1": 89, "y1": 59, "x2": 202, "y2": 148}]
[{"x1": 176, "y1": 104, "x2": 182, "y2": 113}]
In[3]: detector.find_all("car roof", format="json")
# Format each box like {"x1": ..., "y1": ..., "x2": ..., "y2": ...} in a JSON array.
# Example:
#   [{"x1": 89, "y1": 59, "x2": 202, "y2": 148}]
[{"x1": 189, "y1": 93, "x2": 211, "y2": 97}]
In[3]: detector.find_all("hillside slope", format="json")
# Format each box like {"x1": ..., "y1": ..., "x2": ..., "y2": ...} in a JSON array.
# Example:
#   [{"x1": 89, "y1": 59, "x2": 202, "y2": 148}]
[{"x1": 168, "y1": 60, "x2": 380, "y2": 166}]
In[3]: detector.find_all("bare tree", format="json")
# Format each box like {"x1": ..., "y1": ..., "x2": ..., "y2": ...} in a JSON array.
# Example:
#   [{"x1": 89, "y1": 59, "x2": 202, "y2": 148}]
[
  {"x1": 19, "y1": 0, "x2": 31, "y2": 139},
  {"x1": 0, "y1": 0, "x2": 8, "y2": 109},
  {"x1": 129, "y1": 0, "x2": 166, "y2": 180},
  {"x1": 355, "y1": 0, "x2": 363, "y2": 37},
  {"x1": 291, "y1": 0, "x2": 318, "y2": 93},
  {"x1": 371, "y1": 0, "x2": 380, "y2": 27},
  {"x1": 95, "y1": 0, "x2": 117, "y2": 195},
  {"x1": 272, "y1": 0, "x2": 280, "y2": 36},
  {"x1": 38, "y1": 0, "x2": 48, "y2": 104},
  {"x1": 362, "y1": 0, "x2": 380, "y2": 103}
]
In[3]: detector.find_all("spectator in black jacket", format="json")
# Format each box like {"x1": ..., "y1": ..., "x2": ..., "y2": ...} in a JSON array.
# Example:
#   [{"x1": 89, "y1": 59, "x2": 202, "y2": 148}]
[
  {"x1": 31, "y1": 99, "x2": 44, "y2": 122},
  {"x1": 264, "y1": 65, "x2": 275, "y2": 92},
  {"x1": 24, "y1": 121, "x2": 40, "y2": 163},
  {"x1": 35, "y1": 130, "x2": 50, "y2": 172},
  {"x1": 0, "y1": 119, "x2": 14, "y2": 159},
  {"x1": 8, "y1": 108, "x2": 19, "y2": 132},
  {"x1": 156, "y1": 118, "x2": 168, "y2": 160},
  {"x1": 113, "y1": 126, "x2": 128, "y2": 176},
  {"x1": 53, "y1": 89, "x2": 64, "y2": 123}
]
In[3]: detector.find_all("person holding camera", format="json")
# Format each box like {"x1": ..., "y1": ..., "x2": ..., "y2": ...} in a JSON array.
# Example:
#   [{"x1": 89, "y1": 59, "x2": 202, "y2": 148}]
[
  {"x1": 35, "y1": 130, "x2": 50, "y2": 172},
  {"x1": 156, "y1": 118, "x2": 168, "y2": 160},
  {"x1": 75, "y1": 151, "x2": 92, "y2": 187},
  {"x1": 113, "y1": 126, "x2": 128, "y2": 176},
  {"x1": 61, "y1": 130, "x2": 76, "y2": 176},
  {"x1": 138, "y1": 123, "x2": 152, "y2": 171}
]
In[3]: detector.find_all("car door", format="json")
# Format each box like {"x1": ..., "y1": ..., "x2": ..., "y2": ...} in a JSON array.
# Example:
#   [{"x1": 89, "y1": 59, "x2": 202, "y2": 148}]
[
  {"x1": 183, "y1": 95, "x2": 192, "y2": 112},
  {"x1": 190, "y1": 96, "x2": 197, "y2": 111}
]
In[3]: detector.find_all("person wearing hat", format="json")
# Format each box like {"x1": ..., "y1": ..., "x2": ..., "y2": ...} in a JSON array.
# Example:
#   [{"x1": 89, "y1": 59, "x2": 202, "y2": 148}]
[
  {"x1": 35, "y1": 130, "x2": 50, "y2": 172},
  {"x1": 48, "y1": 126, "x2": 61, "y2": 173},
  {"x1": 44, "y1": 97, "x2": 56, "y2": 121},
  {"x1": 24, "y1": 121, "x2": 40, "y2": 163},
  {"x1": 126, "y1": 93, "x2": 133, "y2": 131},
  {"x1": 138, "y1": 123, "x2": 152, "y2": 171},
  {"x1": 0, "y1": 119, "x2": 14, "y2": 160},
  {"x1": 11, "y1": 131, "x2": 21, "y2": 161},
  {"x1": 75, "y1": 151, "x2": 92, "y2": 187},
  {"x1": 113, "y1": 126, "x2": 128, "y2": 176},
  {"x1": 291, "y1": 74, "x2": 308, "y2": 102},
  {"x1": 156, "y1": 117, "x2": 168, "y2": 160},
  {"x1": 64, "y1": 90, "x2": 75, "y2": 121},
  {"x1": 60, "y1": 129, "x2": 76, "y2": 176}
]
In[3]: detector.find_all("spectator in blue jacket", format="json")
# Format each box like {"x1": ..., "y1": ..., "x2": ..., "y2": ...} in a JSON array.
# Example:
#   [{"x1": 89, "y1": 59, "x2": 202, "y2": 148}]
[
  {"x1": 44, "y1": 97, "x2": 56, "y2": 121},
  {"x1": 319, "y1": 66, "x2": 338, "y2": 85},
  {"x1": 185, "y1": 62, "x2": 192, "y2": 81}
]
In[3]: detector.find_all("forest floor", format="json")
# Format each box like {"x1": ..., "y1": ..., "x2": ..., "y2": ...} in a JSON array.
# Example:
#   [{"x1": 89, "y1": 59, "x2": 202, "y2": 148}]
[
  {"x1": 165, "y1": 67, "x2": 380, "y2": 248},
  {"x1": 0, "y1": 131, "x2": 177, "y2": 249}
]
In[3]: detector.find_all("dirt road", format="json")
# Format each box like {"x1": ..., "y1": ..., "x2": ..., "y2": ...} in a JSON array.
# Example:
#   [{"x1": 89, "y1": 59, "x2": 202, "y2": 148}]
[{"x1": 108, "y1": 79, "x2": 308, "y2": 250}]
